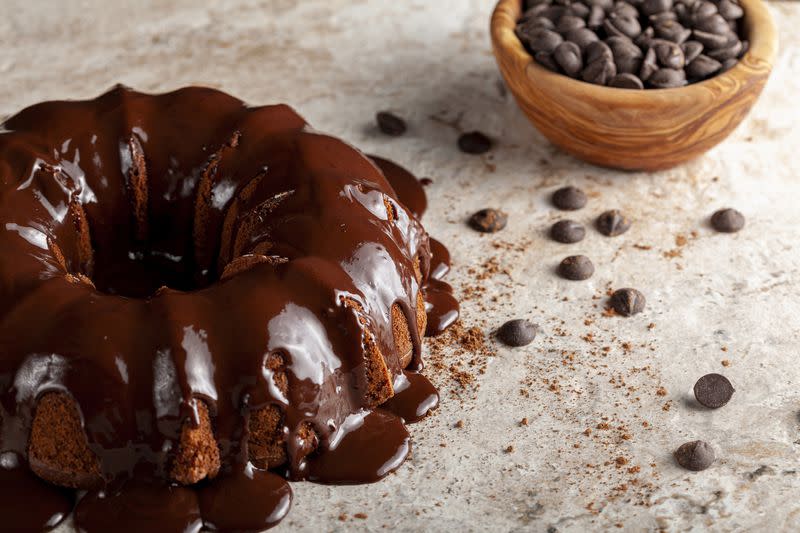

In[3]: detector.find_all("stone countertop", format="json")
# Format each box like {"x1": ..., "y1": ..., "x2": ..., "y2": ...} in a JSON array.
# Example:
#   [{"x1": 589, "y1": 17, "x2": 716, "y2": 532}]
[{"x1": 2, "y1": 0, "x2": 799, "y2": 531}]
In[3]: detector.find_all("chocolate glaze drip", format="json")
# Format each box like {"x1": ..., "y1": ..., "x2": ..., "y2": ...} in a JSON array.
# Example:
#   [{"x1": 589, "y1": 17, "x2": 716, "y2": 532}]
[{"x1": 0, "y1": 86, "x2": 458, "y2": 531}]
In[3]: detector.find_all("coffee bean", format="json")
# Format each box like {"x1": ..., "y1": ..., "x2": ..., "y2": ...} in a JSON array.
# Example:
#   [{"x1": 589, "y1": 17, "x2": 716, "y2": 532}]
[
  {"x1": 550, "y1": 220, "x2": 587, "y2": 243},
  {"x1": 582, "y1": 57, "x2": 617, "y2": 85},
  {"x1": 376, "y1": 112, "x2": 407, "y2": 136},
  {"x1": 569, "y1": 2, "x2": 591, "y2": 20},
  {"x1": 552, "y1": 186, "x2": 588, "y2": 210},
  {"x1": 585, "y1": 40, "x2": 614, "y2": 64},
  {"x1": 496, "y1": 319, "x2": 539, "y2": 347},
  {"x1": 535, "y1": 50, "x2": 560, "y2": 72},
  {"x1": 691, "y1": 1, "x2": 719, "y2": 24},
  {"x1": 710, "y1": 208, "x2": 745, "y2": 233},
  {"x1": 587, "y1": 4, "x2": 606, "y2": 28},
  {"x1": 654, "y1": 40, "x2": 685, "y2": 69},
  {"x1": 648, "y1": 67, "x2": 687, "y2": 88},
  {"x1": 634, "y1": 26, "x2": 656, "y2": 49},
  {"x1": 522, "y1": 28, "x2": 564, "y2": 54},
  {"x1": 609, "y1": 73, "x2": 645, "y2": 89},
  {"x1": 565, "y1": 27, "x2": 599, "y2": 50},
  {"x1": 610, "y1": 288, "x2": 646, "y2": 316},
  {"x1": 642, "y1": 0, "x2": 673, "y2": 16},
  {"x1": 694, "y1": 373, "x2": 735, "y2": 408},
  {"x1": 686, "y1": 54, "x2": 722, "y2": 79},
  {"x1": 613, "y1": 2, "x2": 640, "y2": 20},
  {"x1": 585, "y1": 0, "x2": 614, "y2": 9},
  {"x1": 649, "y1": 11, "x2": 678, "y2": 25},
  {"x1": 596, "y1": 209, "x2": 631, "y2": 236},
  {"x1": 554, "y1": 41, "x2": 584, "y2": 77},
  {"x1": 557, "y1": 15, "x2": 586, "y2": 33},
  {"x1": 542, "y1": 5, "x2": 568, "y2": 22},
  {"x1": 693, "y1": 29, "x2": 735, "y2": 50},
  {"x1": 516, "y1": 15, "x2": 556, "y2": 33},
  {"x1": 639, "y1": 46, "x2": 659, "y2": 80},
  {"x1": 706, "y1": 39, "x2": 742, "y2": 61},
  {"x1": 604, "y1": 13, "x2": 642, "y2": 39},
  {"x1": 458, "y1": 131, "x2": 492, "y2": 154},
  {"x1": 608, "y1": 36, "x2": 643, "y2": 74},
  {"x1": 655, "y1": 19, "x2": 691, "y2": 43},
  {"x1": 675, "y1": 440, "x2": 715, "y2": 471},
  {"x1": 718, "y1": 0, "x2": 744, "y2": 21},
  {"x1": 682, "y1": 40, "x2": 704, "y2": 63},
  {"x1": 468, "y1": 208, "x2": 507, "y2": 233},
  {"x1": 694, "y1": 13, "x2": 730, "y2": 35},
  {"x1": 557, "y1": 255, "x2": 595, "y2": 280},
  {"x1": 720, "y1": 57, "x2": 738, "y2": 73}
]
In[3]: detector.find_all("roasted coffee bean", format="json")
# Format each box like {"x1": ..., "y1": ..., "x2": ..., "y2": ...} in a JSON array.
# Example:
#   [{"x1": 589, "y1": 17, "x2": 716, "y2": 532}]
[
  {"x1": 552, "y1": 186, "x2": 588, "y2": 210},
  {"x1": 682, "y1": 40, "x2": 704, "y2": 63},
  {"x1": 554, "y1": 42, "x2": 584, "y2": 77},
  {"x1": 557, "y1": 255, "x2": 595, "y2": 280},
  {"x1": 691, "y1": 1, "x2": 719, "y2": 23},
  {"x1": 608, "y1": 37, "x2": 643, "y2": 74},
  {"x1": 517, "y1": 15, "x2": 556, "y2": 33},
  {"x1": 648, "y1": 67, "x2": 687, "y2": 88},
  {"x1": 720, "y1": 57, "x2": 738, "y2": 73},
  {"x1": 596, "y1": 209, "x2": 631, "y2": 236},
  {"x1": 587, "y1": 4, "x2": 606, "y2": 28},
  {"x1": 586, "y1": 0, "x2": 614, "y2": 9},
  {"x1": 496, "y1": 319, "x2": 539, "y2": 347},
  {"x1": 585, "y1": 40, "x2": 614, "y2": 64},
  {"x1": 650, "y1": 11, "x2": 678, "y2": 24},
  {"x1": 565, "y1": 27, "x2": 599, "y2": 50},
  {"x1": 468, "y1": 208, "x2": 507, "y2": 233},
  {"x1": 604, "y1": 13, "x2": 642, "y2": 39},
  {"x1": 675, "y1": 441, "x2": 715, "y2": 471},
  {"x1": 693, "y1": 29, "x2": 735, "y2": 49},
  {"x1": 610, "y1": 288, "x2": 646, "y2": 316},
  {"x1": 642, "y1": 0, "x2": 673, "y2": 16},
  {"x1": 694, "y1": 373, "x2": 735, "y2": 408},
  {"x1": 535, "y1": 50, "x2": 560, "y2": 71},
  {"x1": 655, "y1": 20, "x2": 692, "y2": 43},
  {"x1": 376, "y1": 112, "x2": 407, "y2": 136},
  {"x1": 557, "y1": 15, "x2": 586, "y2": 33},
  {"x1": 569, "y1": 2, "x2": 590, "y2": 20},
  {"x1": 654, "y1": 40, "x2": 686, "y2": 69},
  {"x1": 694, "y1": 13, "x2": 730, "y2": 34},
  {"x1": 707, "y1": 39, "x2": 742, "y2": 61},
  {"x1": 542, "y1": 5, "x2": 568, "y2": 22},
  {"x1": 686, "y1": 54, "x2": 722, "y2": 78},
  {"x1": 550, "y1": 220, "x2": 587, "y2": 243},
  {"x1": 458, "y1": 132, "x2": 493, "y2": 154},
  {"x1": 634, "y1": 26, "x2": 656, "y2": 48},
  {"x1": 718, "y1": 0, "x2": 744, "y2": 21},
  {"x1": 639, "y1": 46, "x2": 659, "y2": 80},
  {"x1": 609, "y1": 73, "x2": 645, "y2": 89},
  {"x1": 613, "y1": 1, "x2": 640, "y2": 19},
  {"x1": 710, "y1": 208, "x2": 745, "y2": 232},
  {"x1": 582, "y1": 57, "x2": 617, "y2": 85},
  {"x1": 522, "y1": 28, "x2": 564, "y2": 53}
]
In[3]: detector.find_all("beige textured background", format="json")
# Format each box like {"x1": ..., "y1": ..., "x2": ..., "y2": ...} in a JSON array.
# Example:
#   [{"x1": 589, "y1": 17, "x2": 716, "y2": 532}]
[{"x1": 1, "y1": 0, "x2": 799, "y2": 531}]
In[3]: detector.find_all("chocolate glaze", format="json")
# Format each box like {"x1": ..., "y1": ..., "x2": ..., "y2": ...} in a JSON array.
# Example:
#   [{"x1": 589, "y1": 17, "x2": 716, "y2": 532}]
[
  {"x1": 0, "y1": 87, "x2": 458, "y2": 531},
  {"x1": 0, "y1": 454, "x2": 73, "y2": 533}
]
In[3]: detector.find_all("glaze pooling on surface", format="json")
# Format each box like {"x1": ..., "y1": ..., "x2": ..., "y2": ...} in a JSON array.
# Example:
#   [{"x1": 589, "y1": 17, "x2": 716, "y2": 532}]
[{"x1": 0, "y1": 86, "x2": 458, "y2": 531}]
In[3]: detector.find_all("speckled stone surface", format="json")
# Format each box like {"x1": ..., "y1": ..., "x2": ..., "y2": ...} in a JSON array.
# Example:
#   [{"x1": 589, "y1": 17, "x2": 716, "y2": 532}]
[{"x1": 2, "y1": 1, "x2": 799, "y2": 531}]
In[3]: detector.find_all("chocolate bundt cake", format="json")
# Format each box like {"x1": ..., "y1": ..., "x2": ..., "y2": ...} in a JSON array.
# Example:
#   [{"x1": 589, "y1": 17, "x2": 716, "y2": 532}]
[{"x1": 0, "y1": 86, "x2": 457, "y2": 531}]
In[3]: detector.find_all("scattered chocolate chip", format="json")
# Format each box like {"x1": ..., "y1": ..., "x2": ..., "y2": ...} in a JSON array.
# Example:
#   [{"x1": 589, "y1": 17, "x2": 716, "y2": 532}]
[
  {"x1": 694, "y1": 373, "x2": 735, "y2": 408},
  {"x1": 596, "y1": 209, "x2": 631, "y2": 236},
  {"x1": 458, "y1": 132, "x2": 492, "y2": 155},
  {"x1": 674, "y1": 440, "x2": 715, "y2": 471},
  {"x1": 550, "y1": 220, "x2": 586, "y2": 244},
  {"x1": 468, "y1": 208, "x2": 507, "y2": 233},
  {"x1": 557, "y1": 255, "x2": 595, "y2": 280},
  {"x1": 496, "y1": 319, "x2": 539, "y2": 347},
  {"x1": 552, "y1": 186, "x2": 588, "y2": 210},
  {"x1": 710, "y1": 208, "x2": 745, "y2": 233},
  {"x1": 610, "y1": 288, "x2": 646, "y2": 316},
  {"x1": 375, "y1": 111, "x2": 407, "y2": 136}
]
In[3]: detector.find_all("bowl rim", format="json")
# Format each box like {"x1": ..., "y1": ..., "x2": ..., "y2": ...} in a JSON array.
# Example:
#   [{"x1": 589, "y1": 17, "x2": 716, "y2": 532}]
[{"x1": 491, "y1": 0, "x2": 779, "y2": 101}]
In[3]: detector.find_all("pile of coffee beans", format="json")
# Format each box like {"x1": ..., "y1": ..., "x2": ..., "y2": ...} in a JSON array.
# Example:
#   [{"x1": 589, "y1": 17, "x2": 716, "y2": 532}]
[{"x1": 516, "y1": 0, "x2": 747, "y2": 89}]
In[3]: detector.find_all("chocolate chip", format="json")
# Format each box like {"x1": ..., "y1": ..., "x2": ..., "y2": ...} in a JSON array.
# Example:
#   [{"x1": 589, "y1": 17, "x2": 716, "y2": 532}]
[
  {"x1": 609, "y1": 73, "x2": 645, "y2": 89},
  {"x1": 552, "y1": 186, "x2": 588, "y2": 210},
  {"x1": 550, "y1": 220, "x2": 586, "y2": 243},
  {"x1": 710, "y1": 208, "x2": 745, "y2": 233},
  {"x1": 468, "y1": 208, "x2": 507, "y2": 233},
  {"x1": 675, "y1": 440, "x2": 715, "y2": 471},
  {"x1": 654, "y1": 20, "x2": 691, "y2": 43},
  {"x1": 694, "y1": 373, "x2": 735, "y2": 408},
  {"x1": 706, "y1": 39, "x2": 742, "y2": 61},
  {"x1": 610, "y1": 288, "x2": 646, "y2": 316},
  {"x1": 376, "y1": 112, "x2": 406, "y2": 136},
  {"x1": 557, "y1": 255, "x2": 595, "y2": 280},
  {"x1": 458, "y1": 132, "x2": 492, "y2": 154},
  {"x1": 682, "y1": 40, "x2": 704, "y2": 63},
  {"x1": 596, "y1": 209, "x2": 631, "y2": 236},
  {"x1": 654, "y1": 40, "x2": 685, "y2": 69},
  {"x1": 496, "y1": 319, "x2": 539, "y2": 347}
]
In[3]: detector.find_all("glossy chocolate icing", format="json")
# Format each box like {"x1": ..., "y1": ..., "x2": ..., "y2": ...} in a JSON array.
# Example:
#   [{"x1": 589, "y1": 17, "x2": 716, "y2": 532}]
[{"x1": 0, "y1": 86, "x2": 458, "y2": 531}]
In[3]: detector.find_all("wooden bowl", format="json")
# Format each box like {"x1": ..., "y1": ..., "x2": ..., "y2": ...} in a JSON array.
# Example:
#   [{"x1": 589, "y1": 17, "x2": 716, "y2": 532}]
[{"x1": 490, "y1": 0, "x2": 778, "y2": 171}]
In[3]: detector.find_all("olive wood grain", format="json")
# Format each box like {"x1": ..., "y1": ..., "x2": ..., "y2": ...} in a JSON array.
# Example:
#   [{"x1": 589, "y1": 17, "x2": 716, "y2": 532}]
[{"x1": 491, "y1": 0, "x2": 778, "y2": 171}]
